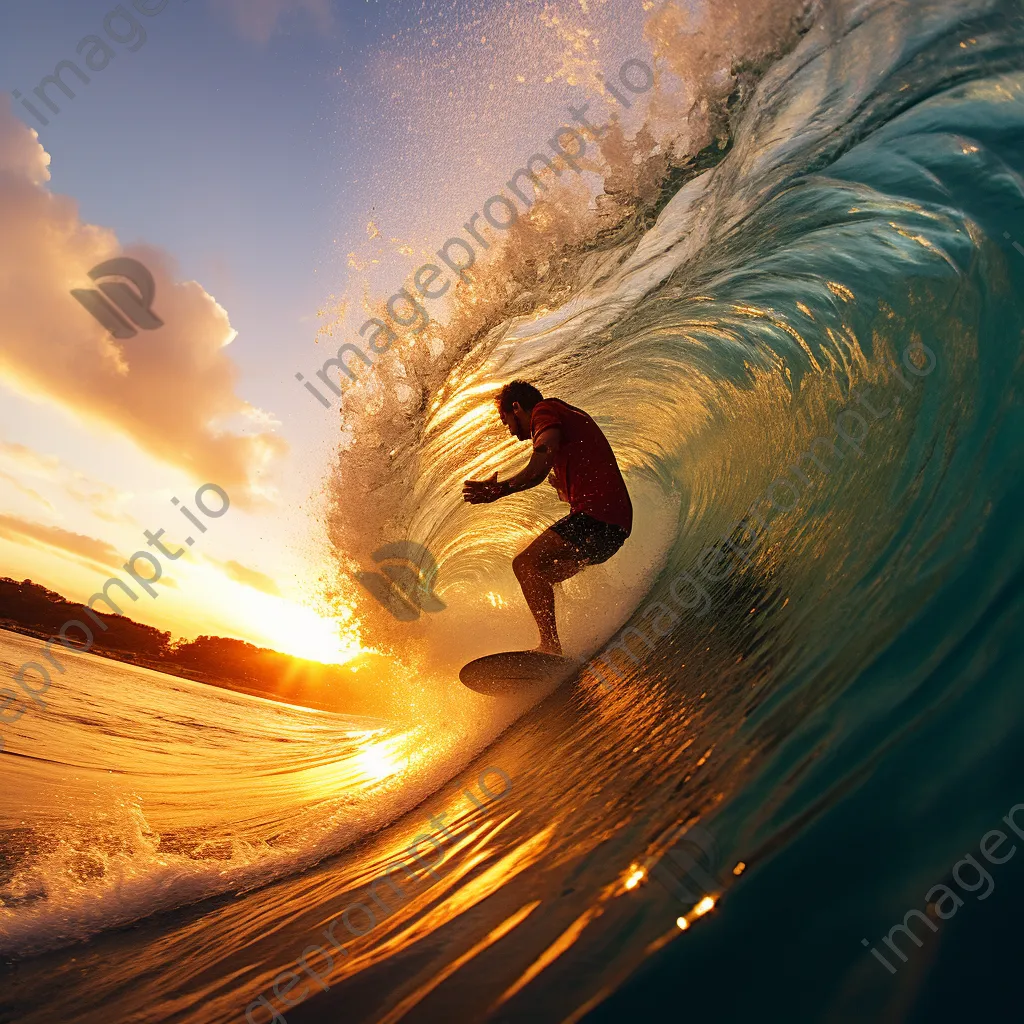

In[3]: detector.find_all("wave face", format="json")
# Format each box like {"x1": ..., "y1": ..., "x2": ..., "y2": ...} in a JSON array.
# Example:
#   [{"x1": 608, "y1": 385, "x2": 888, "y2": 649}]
[
  {"x1": 320, "y1": 0, "x2": 1024, "y2": 693},
  {"x1": 4, "y1": 0, "x2": 1024, "y2": 1021}
]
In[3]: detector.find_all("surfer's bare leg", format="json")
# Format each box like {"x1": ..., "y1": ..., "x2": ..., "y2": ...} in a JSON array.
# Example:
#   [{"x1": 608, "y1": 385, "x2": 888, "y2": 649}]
[{"x1": 512, "y1": 529, "x2": 587, "y2": 656}]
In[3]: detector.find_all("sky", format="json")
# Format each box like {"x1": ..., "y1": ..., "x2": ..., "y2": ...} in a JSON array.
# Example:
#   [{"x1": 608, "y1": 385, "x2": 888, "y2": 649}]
[{"x1": 0, "y1": 0, "x2": 656, "y2": 662}]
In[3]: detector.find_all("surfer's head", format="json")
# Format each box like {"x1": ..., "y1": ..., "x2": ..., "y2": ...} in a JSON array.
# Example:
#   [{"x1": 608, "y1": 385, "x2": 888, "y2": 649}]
[{"x1": 496, "y1": 380, "x2": 542, "y2": 440}]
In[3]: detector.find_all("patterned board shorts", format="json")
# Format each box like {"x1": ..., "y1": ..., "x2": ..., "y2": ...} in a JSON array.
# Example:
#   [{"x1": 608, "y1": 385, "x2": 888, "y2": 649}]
[{"x1": 550, "y1": 512, "x2": 629, "y2": 565}]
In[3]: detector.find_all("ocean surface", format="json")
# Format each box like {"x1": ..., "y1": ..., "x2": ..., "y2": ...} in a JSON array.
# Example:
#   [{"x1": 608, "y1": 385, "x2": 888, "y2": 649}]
[{"x1": 4, "y1": 0, "x2": 1024, "y2": 1020}]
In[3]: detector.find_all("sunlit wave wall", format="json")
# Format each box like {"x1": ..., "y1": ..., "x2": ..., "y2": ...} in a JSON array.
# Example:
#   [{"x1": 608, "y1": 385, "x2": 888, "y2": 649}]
[
  {"x1": 316, "y1": 0, "x2": 819, "y2": 673},
  {"x1": 304, "y1": 0, "x2": 1024, "y2": 900}
]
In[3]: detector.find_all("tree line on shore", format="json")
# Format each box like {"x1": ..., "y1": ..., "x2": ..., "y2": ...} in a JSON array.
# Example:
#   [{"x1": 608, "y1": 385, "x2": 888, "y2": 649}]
[{"x1": 0, "y1": 577, "x2": 391, "y2": 716}]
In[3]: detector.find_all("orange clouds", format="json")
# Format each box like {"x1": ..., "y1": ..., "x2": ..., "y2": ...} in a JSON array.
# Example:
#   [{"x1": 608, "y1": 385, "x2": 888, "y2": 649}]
[
  {"x1": 0, "y1": 472, "x2": 53, "y2": 512},
  {"x1": 0, "y1": 512, "x2": 122, "y2": 571},
  {"x1": 209, "y1": 557, "x2": 282, "y2": 595},
  {"x1": 0, "y1": 440, "x2": 134, "y2": 524},
  {"x1": 0, "y1": 99, "x2": 285, "y2": 503}
]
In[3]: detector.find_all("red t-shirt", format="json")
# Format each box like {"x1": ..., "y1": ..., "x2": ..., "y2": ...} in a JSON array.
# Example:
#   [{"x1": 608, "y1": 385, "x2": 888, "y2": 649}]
[{"x1": 531, "y1": 398, "x2": 633, "y2": 532}]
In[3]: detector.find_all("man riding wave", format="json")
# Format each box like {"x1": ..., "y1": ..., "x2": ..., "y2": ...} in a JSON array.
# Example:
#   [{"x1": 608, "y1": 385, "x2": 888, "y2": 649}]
[{"x1": 463, "y1": 381, "x2": 632, "y2": 655}]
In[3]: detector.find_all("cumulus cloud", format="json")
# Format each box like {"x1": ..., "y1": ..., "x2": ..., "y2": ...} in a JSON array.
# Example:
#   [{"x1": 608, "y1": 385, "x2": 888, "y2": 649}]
[
  {"x1": 0, "y1": 99, "x2": 286, "y2": 504},
  {"x1": 209, "y1": 0, "x2": 333, "y2": 44}
]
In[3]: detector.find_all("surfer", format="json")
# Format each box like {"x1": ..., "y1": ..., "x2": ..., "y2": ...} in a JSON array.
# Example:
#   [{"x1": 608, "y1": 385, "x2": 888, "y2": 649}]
[{"x1": 463, "y1": 381, "x2": 632, "y2": 655}]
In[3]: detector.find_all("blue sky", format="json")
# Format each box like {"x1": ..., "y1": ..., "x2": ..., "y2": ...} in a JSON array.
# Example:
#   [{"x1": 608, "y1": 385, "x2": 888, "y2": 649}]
[{"x1": 3, "y1": 0, "x2": 420, "y2": 426}]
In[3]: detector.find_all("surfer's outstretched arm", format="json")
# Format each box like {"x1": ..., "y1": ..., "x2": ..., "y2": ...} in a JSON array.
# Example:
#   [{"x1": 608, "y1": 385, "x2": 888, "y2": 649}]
[{"x1": 463, "y1": 428, "x2": 560, "y2": 504}]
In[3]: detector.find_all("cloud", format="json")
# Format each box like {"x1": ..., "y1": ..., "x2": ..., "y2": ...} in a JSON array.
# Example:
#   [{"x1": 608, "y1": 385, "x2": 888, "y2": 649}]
[
  {"x1": 64, "y1": 474, "x2": 135, "y2": 526},
  {"x1": 0, "y1": 100, "x2": 286, "y2": 504},
  {"x1": 0, "y1": 470, "x2": 54, "y2": 511},
  {"x1": 0, "y1": 440, "x2": 60, "y2": 478},
  {"x1": 0, "y1": 512, "x2": 122, "y2": 570},
  {"x1": 208, "y1": 0, "x2": 333, "y2": 44},
  {"x1": 0, "y1": 440, "x2": 134, "y2": 524},
  {"x1": 210, "y1": 556, "x2": 282, "y2": 595}
]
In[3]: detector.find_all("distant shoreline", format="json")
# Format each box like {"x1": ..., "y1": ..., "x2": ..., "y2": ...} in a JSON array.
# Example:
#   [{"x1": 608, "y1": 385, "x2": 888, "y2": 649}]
[
  {"x1": 0, "y1": 577, "x2": 397, "y2": 719},
  {"x1": 0, "y1": 622, "x2": 343, "y2": 713}
]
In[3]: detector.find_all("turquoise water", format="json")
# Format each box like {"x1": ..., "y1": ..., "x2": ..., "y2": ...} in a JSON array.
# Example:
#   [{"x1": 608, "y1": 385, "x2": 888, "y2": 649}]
[{"x1": 3, "y1": 0, "x2": 1024, "y2": 1021}]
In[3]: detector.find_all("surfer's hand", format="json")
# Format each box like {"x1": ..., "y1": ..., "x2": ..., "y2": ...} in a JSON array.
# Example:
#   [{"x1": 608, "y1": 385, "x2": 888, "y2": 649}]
[{"x1": 463, "y1": 473, "x2": 504, "y2": 504}]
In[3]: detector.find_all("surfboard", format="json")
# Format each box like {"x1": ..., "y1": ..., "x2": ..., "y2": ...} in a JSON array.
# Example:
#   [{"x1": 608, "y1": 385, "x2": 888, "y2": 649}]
[{"x1": 459, "y1": 651, "x2": 578, "y2": 695}]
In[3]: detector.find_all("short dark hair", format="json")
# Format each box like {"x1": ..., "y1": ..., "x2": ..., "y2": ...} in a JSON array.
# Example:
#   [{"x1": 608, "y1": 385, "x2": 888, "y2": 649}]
[{"x1": 496, "y1": 380, "x2": 543, "y2": 414}]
